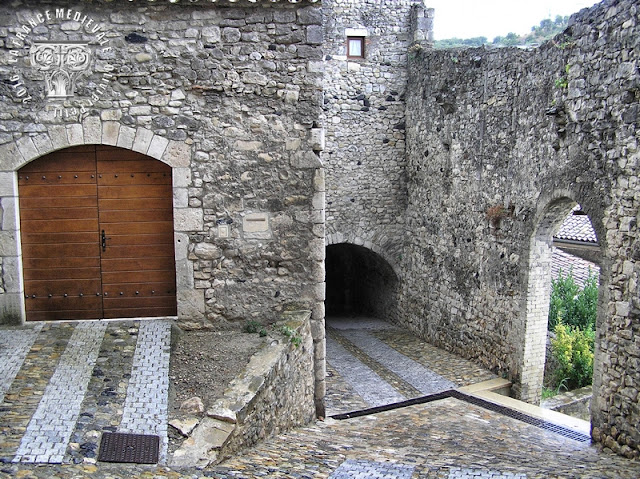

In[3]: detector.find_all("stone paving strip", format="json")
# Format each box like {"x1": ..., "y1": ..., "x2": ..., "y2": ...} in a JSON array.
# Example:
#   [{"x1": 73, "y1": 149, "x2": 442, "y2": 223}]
[
  {"x1": 0, "y1": 324, "x2": 43, "y2": 404},
  {"x1": 12, "y1": 321, "x2": 108, "y2": 464},
  {"x1": 0, "y1": 323, "x2": 75, "y2": 460},
  {"x1": 372, "y1": 328, "x2": 498, "y2": 386},
  {"x1": 118, "y1": 320, "x2": 171, "y2": 464},
  {"x1": 329, "y1": 458, "x2": 415, "y2": 478},
  {"x1": 66, "y1": 322, "x2": 140, "y2": 464},
  {"x1": 447, "y1": 467, "x2": 527, "y2": 479},
  {"x1": 326, "y1": 336, "x2": 406, "y2": 408},
  {"x1": 324, "y1": 363, "x2": 370, "y2": 416},
  {"x1": 335, "y1": 328, "x2": 457, "y2": 395},
  {"x1": 328, "y1": 327, "x2": 423, "y2": 400}
]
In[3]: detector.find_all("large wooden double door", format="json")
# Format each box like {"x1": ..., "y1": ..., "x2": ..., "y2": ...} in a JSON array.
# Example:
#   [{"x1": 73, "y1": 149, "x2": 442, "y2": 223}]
[{"x1": 19, "y1": 145, "x2": 177, "y2": 321}]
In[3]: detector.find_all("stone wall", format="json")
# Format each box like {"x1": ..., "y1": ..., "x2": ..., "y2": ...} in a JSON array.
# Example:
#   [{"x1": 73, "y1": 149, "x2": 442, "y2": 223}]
[
  {"x1": 403, "y1": 0, "x2": 639, "y2": 457},
  {"x1": 172, "y1": 312, "x2": 315, "y2": 468},
  {"x1": 322, "y1": 0, "x2": 431, "y2": 272},
  {"x1": 0, "y1": 0, "x2": 326, "y2": 414}
]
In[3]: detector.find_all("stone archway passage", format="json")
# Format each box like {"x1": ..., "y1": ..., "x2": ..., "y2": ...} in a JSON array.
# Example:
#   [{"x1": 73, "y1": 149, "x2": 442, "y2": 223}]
[{"x1": 19, "y1": 145, "x2": 177, "y2": 321}]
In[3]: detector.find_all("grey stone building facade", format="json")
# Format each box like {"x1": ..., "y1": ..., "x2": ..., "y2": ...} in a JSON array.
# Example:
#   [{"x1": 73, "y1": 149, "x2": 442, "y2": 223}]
[
  {"x1": 0, "y1": 0, "x2": 326, "y2": 415},
  {"x1": 1, "y1": 0, "x2": 639, "y2": 460}
]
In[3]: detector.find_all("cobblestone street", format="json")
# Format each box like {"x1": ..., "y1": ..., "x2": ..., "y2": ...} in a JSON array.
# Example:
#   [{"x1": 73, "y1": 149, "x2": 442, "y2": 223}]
[{"x1": 1, "y1": 318, "x2": 639, "y2": 478}]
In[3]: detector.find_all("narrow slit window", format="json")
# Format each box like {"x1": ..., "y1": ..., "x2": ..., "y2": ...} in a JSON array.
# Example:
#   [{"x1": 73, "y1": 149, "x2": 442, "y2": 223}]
[{"x1": 347, "y1": 37, "x2": 365, "y2": 58}]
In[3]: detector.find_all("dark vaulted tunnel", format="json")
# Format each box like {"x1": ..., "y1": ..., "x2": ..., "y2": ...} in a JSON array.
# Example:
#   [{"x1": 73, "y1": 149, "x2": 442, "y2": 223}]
[{"x1": 325, "y1": 243, "x2": 399, "y2": 320}]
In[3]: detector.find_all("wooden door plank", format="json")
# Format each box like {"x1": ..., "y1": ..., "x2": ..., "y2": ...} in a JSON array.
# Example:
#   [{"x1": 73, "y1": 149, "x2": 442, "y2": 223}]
[
  {"x1": 102, "y1": 307, "x2": 177, "y2": 319},
  {"x1": 97, "y1": 173, "x2": 172, "y2": 186},
  {"x1": 100, "y1": 257, "x2": 175, "y2": 272},
  {"x1": 19, "y1": 148, "x2": 103, "y2": 321},
  {"x1": 97, "y1": 151, "x2": 176, "y2": 319}
]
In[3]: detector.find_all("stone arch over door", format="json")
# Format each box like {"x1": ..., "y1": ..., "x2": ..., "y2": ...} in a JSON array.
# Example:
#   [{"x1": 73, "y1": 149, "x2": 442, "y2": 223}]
[
  {"x1": 0, "y1": 120, "x2": 203, "y2": 324},
  {"x1": 518, "y1": 194, "x2": 605, "y2": 406}
]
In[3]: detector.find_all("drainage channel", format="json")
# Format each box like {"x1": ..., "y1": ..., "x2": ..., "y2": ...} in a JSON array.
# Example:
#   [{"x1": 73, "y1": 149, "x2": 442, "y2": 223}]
[{"x1": 330, "y1": 390, "x2": 591, "y2": 443}]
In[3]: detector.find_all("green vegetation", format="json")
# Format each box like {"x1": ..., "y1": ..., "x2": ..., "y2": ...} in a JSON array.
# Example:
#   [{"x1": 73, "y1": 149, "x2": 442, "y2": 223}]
[
  {"x1": 278, "y1": 325, "x2": 302, "y2": 348},
  {"x1": 435, "y1": 15, "x2": 570, "y2": 49},
  {"x1": 549, "y1": 323, "x2": 595, "y2": 390},
  {"x1": 548, "y1": 268, "x2": 598, "y2": 332},
  {"x1": 545, "y1": 268, "x2": 598, "y2": 395}
]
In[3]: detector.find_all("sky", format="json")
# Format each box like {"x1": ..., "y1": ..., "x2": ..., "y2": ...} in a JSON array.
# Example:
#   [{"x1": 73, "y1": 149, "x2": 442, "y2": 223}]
[{"x1": 428, "y1": 0, "x2": 601, "y2": 40}]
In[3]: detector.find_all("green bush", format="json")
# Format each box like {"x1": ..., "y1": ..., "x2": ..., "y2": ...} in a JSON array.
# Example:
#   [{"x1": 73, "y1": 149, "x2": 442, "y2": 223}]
[
  {"x1": 548, "y1": 268, "x2": 598, "y2": 331},
  {"x1": 549, "y1": 322, "x2": 594, "y2": 390}
]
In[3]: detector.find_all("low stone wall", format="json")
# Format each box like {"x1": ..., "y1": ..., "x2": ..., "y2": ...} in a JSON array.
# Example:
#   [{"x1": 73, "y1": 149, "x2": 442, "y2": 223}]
[
  {"x1": 171, "y1": 311, "x2": 315, "y2": 468},
  {"x1": 542, "y1": 386, "x2": 592, "y2": 422}
]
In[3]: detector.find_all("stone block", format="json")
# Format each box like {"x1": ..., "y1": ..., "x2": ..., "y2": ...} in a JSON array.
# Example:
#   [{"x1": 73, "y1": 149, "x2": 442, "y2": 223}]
[
  {"x1": 177, "y1": 288, "x2": 205, "y2": 320},
  {"x1": 116, "y1": 125, "x2": 136, "y2": 150},
  {"x1": 0, "y1": 142, "x2": 24, "y2": 172},
  {"x1": 102, "y1": 121, "x2": 120, "y2": 146},
  {"x1": 174, "y1": 233, "x2": 189, "y2": 261},
  {"x1": 32, "y1": 133, "x2": 54, "y2": 155},
  {"x1": 243, "y1": 212, "x2": 269, "y2": 233},
  {"x1": 174, "y1": 207, "x2": 204, "y2": 231},
  {"x1": 0, "y1": 230, "x2": 19, "y2": 256},
  {"x1": 0, "y1": 172, "x2": 17, "y2": 197},
  {"x1": 16, "y1": 136, "x2": 38, "y2": 163},
  {"x1": 148, "y1": 135, "x2": 170, "y2": 159},
  {"x1": 49, "y1": 125, "x2": 70, "y2": 151},
  {"x1": 1, "y1": 196, "x2": 19, "y2": 230},
  {"x1": 306, "y1": 25, "x2": 323, "y2": 45},
  {"x1": 291, "y1": 151, "x2": 321, "y2": 169},
  {"x1": 166, "y1": 140, "x2": 192, "y2": 167},
  {"x1": 66, "y1": 123, "x2": 84, "y2": 145},
  {"x1": 0, "y1": 292, "x2": 25, "y2": 325},
  {"x1": 2, "y1": 255, "x2": 23, "y2": 293},
  {"x1": 172, "y1": 167, "x2": 191, "y2": 188},
  {"x1": 132, "y1": 127, "x2": 153, "y2": 154},
  {"x1": 82, "y1": 116, "x2": 102, "y2": 144}
]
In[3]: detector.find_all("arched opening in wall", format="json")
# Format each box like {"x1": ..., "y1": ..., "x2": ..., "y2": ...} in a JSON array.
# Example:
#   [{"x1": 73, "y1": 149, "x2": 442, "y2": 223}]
[
  {"x1": 325, "y1": 243, "x2": 398, "y2": 320},
  {"x1": 18, "y1": 145, "x2": 177, "y2": 321},
  {"x1": 523, "y1": 198, "x2": 600, "y2": 422}
]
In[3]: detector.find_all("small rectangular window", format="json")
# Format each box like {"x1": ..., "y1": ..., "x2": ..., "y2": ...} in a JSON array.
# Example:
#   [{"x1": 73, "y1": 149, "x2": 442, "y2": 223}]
[{"x1": 347, "y1": 37, "x2": 365, "y2": 58}]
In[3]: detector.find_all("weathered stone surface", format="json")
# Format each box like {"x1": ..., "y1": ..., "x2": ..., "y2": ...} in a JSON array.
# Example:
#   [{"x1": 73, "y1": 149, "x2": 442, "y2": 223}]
[
  {"x1": 169, "y1": 417, "x2": 199, "y2": 436},
  {"x1": 180, "y1": 396, "x2": 205, "y2": 414}
]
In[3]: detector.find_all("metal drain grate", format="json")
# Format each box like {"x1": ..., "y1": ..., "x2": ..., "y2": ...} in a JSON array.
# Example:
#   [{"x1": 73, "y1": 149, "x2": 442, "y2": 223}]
[
  {"x1": 331, "y1": 390, "x2": 591, "y2": 443},
  {"x1": 98, "y1": 432, "x2": 159, "y2": 464},
  {"x1": 449, "y1": 391, "x2": 592, "y2": 443}
]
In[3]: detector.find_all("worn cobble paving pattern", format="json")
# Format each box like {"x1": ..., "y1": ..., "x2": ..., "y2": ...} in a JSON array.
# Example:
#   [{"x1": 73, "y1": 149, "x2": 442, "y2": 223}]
[
  {"x1": 13, "y1": 322, "x2": 108, "y2": 463},
  {"x1": 371, "y1": 328, "x2": 499, "y2": 386},
  {"x1": 324, "y1": 363, "x2": 369, "y2": 417},
  {"x1": 327, "y1": 327, "x2": 422, "y2": 401},
  {"x1": 2, "y1": 318, "x2": 640, "y2": 478},
  {"x1": 66, "y1": 322, "x2": 139, "y2": 464},
  {"x1": 326, "y1": 335, "x2": 406, "y2": 410},
  {"x1": 118, "y1": 320, "x2": 171, "y2": 463},
  {"x1": 0, "y1": 324, "x2": 42, "y2": 405},
  {"x1": 0, "y1": 322, "x2": 74, "y2": 461},
  {"x1": 338, "y1": 328, "x2": 456, "y2": 395}
]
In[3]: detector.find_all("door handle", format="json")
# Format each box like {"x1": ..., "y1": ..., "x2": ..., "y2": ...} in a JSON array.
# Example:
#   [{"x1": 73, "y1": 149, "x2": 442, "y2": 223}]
[{"x1": 101, "y1": 230, "x2": 107, "y2": 252}]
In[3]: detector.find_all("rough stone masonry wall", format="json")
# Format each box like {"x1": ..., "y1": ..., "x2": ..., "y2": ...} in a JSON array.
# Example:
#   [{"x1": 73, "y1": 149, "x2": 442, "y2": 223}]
[
  {"x1": 322, "y1": 0, "x2": 426, "y2": 280},
  {"x1": 0, "y1": 0, "x2": 325, "y2": 413},
  {"x1": 403, "y1": 0, "x2": 639, "y2": 457}
]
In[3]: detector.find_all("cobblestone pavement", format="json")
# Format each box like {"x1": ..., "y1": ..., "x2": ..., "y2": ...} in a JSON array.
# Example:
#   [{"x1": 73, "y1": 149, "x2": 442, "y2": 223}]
[{"x1": 2, "y1": 317, "x2": 640, "y2": 478}]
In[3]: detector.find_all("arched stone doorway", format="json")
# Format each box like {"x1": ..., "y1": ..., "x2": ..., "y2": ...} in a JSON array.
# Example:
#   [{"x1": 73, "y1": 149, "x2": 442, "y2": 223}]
[
  {"x1": 18, "y1": 145, "x2": 177, "y2": 321},
  {"x1": 326, "y1": 243, "x2": 399, "y2": 320},
  {"x1": 520, "y1": 196, "x2": 603, "y2": 406}
]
